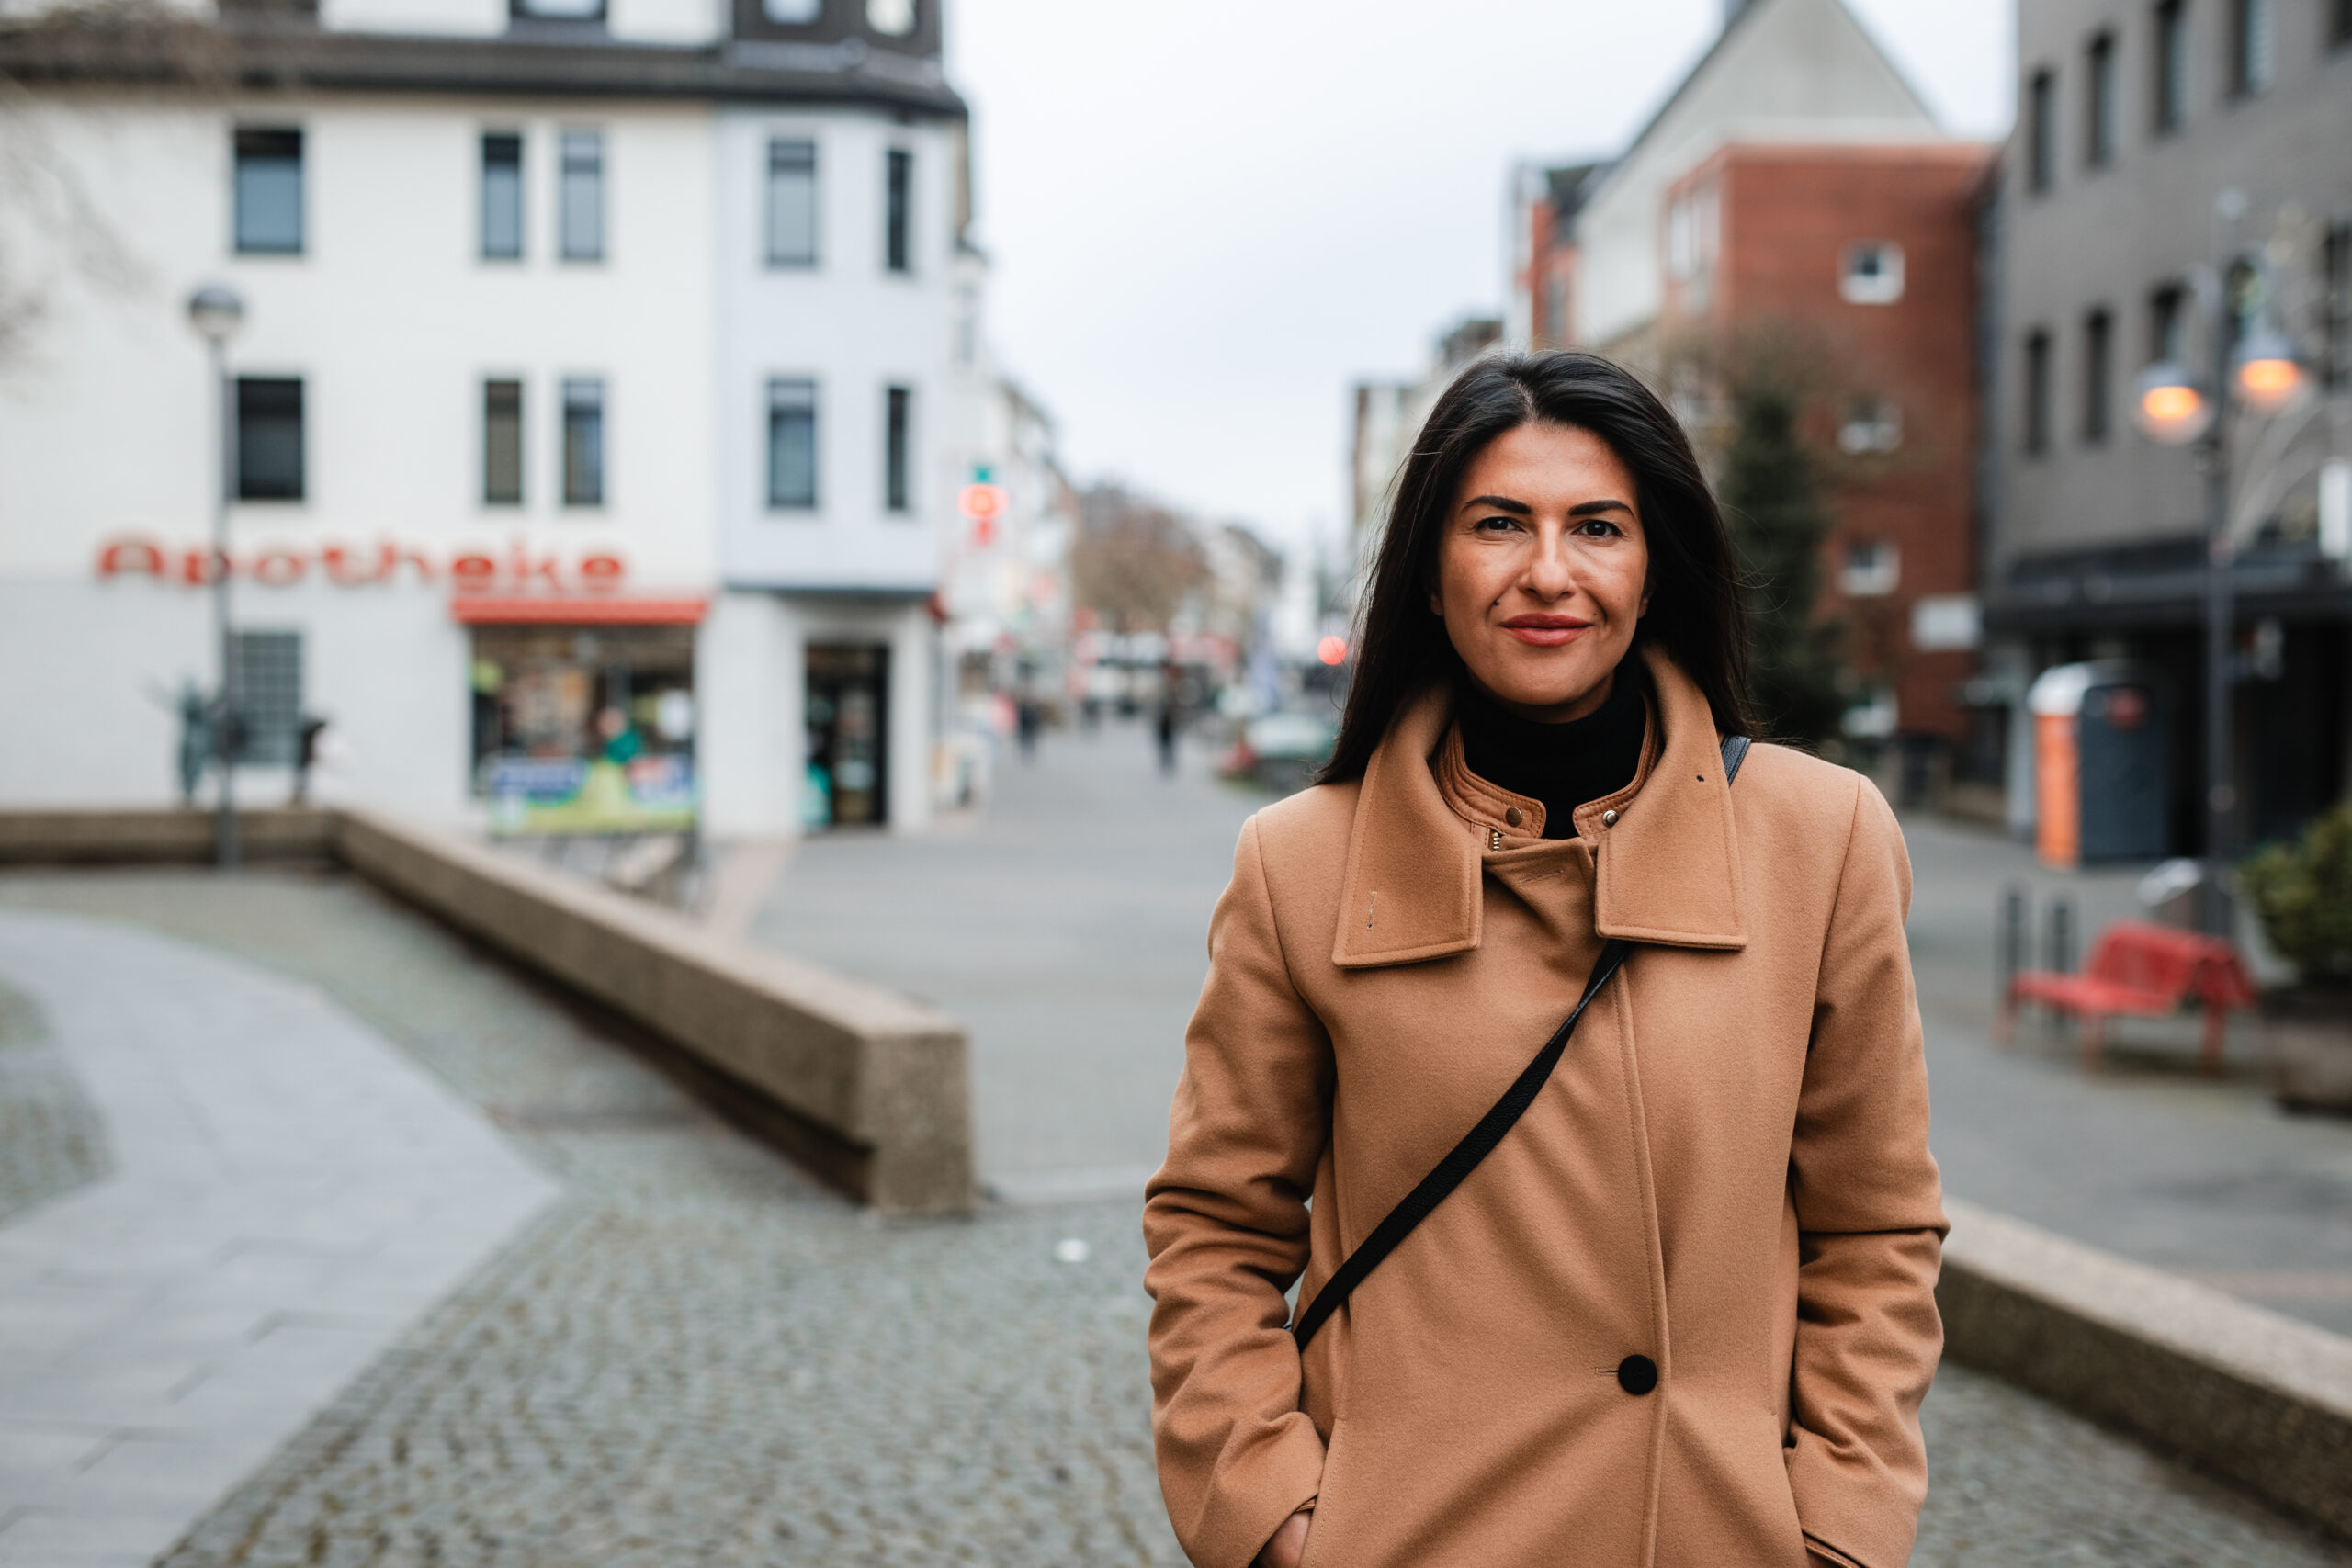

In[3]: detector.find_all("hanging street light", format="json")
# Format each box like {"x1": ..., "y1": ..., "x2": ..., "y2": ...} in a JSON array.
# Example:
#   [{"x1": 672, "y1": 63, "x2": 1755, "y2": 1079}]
[
  {"x1": 2233, "y1": 325, "x2": 2307, "y2": 416},
  {"x1": 2133, "y1": 361, "x2": 2213, "y2": 446},
  {"x1": 186, "y1": 282, "x2": 246, "y2": 870}
]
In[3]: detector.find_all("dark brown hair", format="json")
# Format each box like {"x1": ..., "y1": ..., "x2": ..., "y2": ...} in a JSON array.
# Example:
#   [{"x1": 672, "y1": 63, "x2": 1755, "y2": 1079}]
[{"x1": 1321, "y1": 351, "x2": 1751, "y2": 783}]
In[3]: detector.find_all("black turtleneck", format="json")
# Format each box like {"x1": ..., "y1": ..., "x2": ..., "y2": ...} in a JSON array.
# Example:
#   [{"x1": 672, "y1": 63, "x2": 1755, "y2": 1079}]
[{"x1": 1456, "y1": 666, "x2": 1647, "y2": 840}]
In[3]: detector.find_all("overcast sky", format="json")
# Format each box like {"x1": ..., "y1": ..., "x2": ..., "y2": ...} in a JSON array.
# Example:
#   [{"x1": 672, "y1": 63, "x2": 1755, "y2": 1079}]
[{"x1": 944, "y1": 0, "x2": 2012, "y2": 558}]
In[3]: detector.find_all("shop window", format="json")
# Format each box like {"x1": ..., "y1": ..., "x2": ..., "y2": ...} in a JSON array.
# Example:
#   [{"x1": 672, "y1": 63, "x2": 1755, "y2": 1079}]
[
  {"x1": 233, "y1": 128, "x2": 303, "y2": 254},
  {"x1": 884, "y1": 148, "x2": 911, "y2": 273},
  {"x1": 2154, "y1": 0, "x2": 2190, "y2": 133},
  {"x1": 767, "y1": 378, "x2": 818, "y2": 510},
  {"x1": 2082, "y1": 309, "x2": 2114, "y2": 444},
  {"x1": 2024, "y1": 329, "x2": 2052, "y2": 455},
  {"x1": 563, "y1": 377, "x2": 604, "y2": 507},
  {"x1": 1839, "y1": 241, "x2": 1904, "y2": 305},
  {"x1": 2026, "y1": 68, "x2": 2056, "y2": 193},
  {"x1": 805, "y1": 643, "x2": 888, "y2": 828},
  {"x1": 560, "y1": 130, "x2": 604, "y2": 262},
  {"x1": 236, "y1": 378, "x2": 304, "y2": 502},
  {"x1": 470, "y1": 626, "x2": 697, "y2": 834},
  {"x1": 232, "y1": 630, "x2": 303, "y2": 766},
  {"x1": 484, "y1": 378, "x2": 524, "y2": 505},
  {"x1": 766, "y1": 138, "x2": 818, "y2": 267},
  {"x1": 1838, "y1": 396, "x2": 1903, "y2": 454},
  {"x1": 481, "y1": 132, "x2": 524, "y2": 260},
  {"x1": 1839, "y1": 539, "x2": 1900, "y2": 598},
  {"x1": 2230, "y1": 0, "x2": 2273, "y2": 94},
  {"x1": 2086, "y1": 33, "x2": 2117, "y2": 168},
  {"x1": 883, "y1": 384, "x2": 911, "y2": 512}
]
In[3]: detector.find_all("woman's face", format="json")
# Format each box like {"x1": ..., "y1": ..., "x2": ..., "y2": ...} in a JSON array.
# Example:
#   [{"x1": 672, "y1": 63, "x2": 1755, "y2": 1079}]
[{"x1": 1430, "y1": 422, "x2": 1651, "y2": 722}]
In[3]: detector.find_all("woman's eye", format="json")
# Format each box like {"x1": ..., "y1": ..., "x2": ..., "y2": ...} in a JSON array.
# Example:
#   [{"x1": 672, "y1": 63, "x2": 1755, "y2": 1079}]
[
  {"x1": 1575, "y1": 517, "x2": 1625, "y2": 538},
  {"x1": 1473, "y1": 515, "x2": 1523, "y2": 534}
]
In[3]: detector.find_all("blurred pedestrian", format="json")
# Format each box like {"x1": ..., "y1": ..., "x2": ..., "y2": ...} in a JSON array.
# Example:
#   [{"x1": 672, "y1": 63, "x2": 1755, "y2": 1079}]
[
  {"x1": 1145, "y1": 353, "x2": 1942, "y2": 1568},
  {"x1": 1016, "y1": 695, "x2": 1041, "y2": 762},
  {"x1": 1154, "y1": 695, "x2": 1178, "y2": 776},
  {"x1": 291, "y1": 715, "x2": 329, "y2": 805}
]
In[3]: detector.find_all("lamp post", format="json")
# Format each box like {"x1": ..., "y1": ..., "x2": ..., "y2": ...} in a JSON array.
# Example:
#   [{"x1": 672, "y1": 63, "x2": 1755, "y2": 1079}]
[
  {"x1": 2132, "y1": 192, "x2": 2307, "y2": 936},
  {"x1": 187, "y1": 283, "x2": 245, "y2": 870}
]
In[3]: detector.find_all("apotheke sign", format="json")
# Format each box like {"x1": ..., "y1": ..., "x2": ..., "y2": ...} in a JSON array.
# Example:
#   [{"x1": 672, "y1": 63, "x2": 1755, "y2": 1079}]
[{"x1": 95, "y1": 536, "x2": 628, "y2": 591}]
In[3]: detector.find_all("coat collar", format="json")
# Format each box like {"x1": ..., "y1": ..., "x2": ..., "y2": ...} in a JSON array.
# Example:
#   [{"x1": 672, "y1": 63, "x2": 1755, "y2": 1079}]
[{"x1": 1329, "y1": 644, "x2": 1748, "y2": 970}]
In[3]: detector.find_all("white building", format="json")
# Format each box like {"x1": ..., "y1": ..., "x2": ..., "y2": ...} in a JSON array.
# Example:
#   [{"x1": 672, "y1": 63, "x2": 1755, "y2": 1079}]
[{"x1": 0, "y1": 0, "x2": 980, "y2": 838}]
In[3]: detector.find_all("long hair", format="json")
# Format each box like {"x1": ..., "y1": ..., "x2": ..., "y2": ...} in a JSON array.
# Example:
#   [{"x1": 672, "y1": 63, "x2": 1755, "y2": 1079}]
[{"x1": 1321, "y1": 351, "x2": 1751, "y2": 784}]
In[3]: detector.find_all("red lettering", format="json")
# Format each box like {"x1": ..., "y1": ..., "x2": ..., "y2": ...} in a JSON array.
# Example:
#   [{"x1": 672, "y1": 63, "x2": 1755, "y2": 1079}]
[
  {"x1": 386, "y1": 543, "x2": 437, "y2": 585},
  {"x1": 321, "y1": 543, "x2": 386, "y2": 586},
  {"x1": 180, "y1": 547, "x2": 231, "y2": 586},
  {"x1": 509, "y1": 538, "x2": 561, "y2": 590},
  {"x1": 96, "y1": 538, "x2": 167, "y2": 580},
  {"x1": 252, "y1": 547, "x2": 308, "y2": 587},
  {"x1": 449, "y1": 552, "x2": 498, "y2": 591},
  {"x1": 578, "y1": 552, "x2": 625, "y2": 590}
]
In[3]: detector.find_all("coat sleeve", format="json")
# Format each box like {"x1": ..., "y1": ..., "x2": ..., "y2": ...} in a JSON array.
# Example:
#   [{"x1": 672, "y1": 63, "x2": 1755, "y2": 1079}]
[
  {"x1": 1784, "y1": 777, "x2": 1948, "y2": 1568},
  {"x1": 1143, "y1": 813, "x2": 1335, "y2": 1568}
]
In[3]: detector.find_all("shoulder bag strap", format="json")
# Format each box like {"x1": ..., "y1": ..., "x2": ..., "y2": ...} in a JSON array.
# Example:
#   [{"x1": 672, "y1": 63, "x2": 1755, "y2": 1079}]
[{"x1": 1290, "y1": 732, "x2": 1750, "y2": 1350}]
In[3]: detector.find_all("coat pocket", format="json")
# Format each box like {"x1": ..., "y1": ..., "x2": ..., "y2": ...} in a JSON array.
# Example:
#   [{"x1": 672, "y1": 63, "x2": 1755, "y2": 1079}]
[{"x1": 1294, "y1": 1418, "x2": 1350, "y2": 1568}]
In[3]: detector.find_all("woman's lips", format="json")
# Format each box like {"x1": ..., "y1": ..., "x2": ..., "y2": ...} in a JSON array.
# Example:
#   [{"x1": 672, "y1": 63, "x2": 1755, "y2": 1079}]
[{"x1": 1500, "y1": 616, "x2": 1589, "y2": 648}]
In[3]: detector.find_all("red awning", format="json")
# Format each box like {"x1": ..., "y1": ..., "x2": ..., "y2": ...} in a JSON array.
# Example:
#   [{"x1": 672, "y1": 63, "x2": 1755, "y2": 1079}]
[{"x1": 451, "y1": 596, "x2": 708, "y2": 626}]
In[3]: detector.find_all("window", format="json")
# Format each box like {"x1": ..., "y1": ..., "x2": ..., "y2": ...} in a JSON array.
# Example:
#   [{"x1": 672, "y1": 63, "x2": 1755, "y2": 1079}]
[
  {"x1": 1839, "y1": 241, "x2": 1905, "y2": 304},
  {"x1": 2154, "y1": 0, "x2": 2190, "y2": 131},
  {"x1": 235, "y1": 378, "x2": 304, "y2": 501},
  {"x1": 562, "y1": 378, "x2": 604, "y2": 506},
  {"x1": 230, "y1": 631, "x2": 303, "y2": 766},
  {"x1": 2152, "y1": 282, "x2": 2189, "y2": 365},
  {"x1": 484, "y1": 379, "x2": 524, "y2": 505},
  {"x1": 884, "y1": 148, "x2": 911, "y2": 273},
  {"x1": 481, "y1": 132, "x2": 524, "y2": 260},
  {"x1": 2026, "y1": 68, "x2": 2056, "y2": 193},
  {"x1": 2334, "y1": 0, "x2": 2352, "y2": 48},
  {"x1": 560, "y1": 130, "x2": 604, "y2": 262},
  {"x1": 867, "y1": 0, "x2": 914, "y2": 34},
  {"x1": 2024, "y1": 330, "x2": 2052, "y2": 455},
  {"x1": 232, "y1": 128, "x2": 303, "y2": 254},
  {"x1": 1838, "y1": 540, "x2": 1900, "y2": 598},
  {"x1": 2086, "y1": 33, "x2": 2118, "y2": 167},
  {"x1": 2231, "y1": 0, "x2": 2274, "y2": 94},
  {"x1": 1838, "y1": 396, "x2": 1903, "y2": 454},
  {"x1": 766, "y1": 139, "x2": 818, "y2": 266},
  {"x1": 763, "y1": 0, "x2": 820, "y2": 17},
  {"x1": 512, "y1": 0, "x2": 605, "y2": 18},
  {"x1": 883, "y1": 385, "x2": 910, "y2": 512},
  {"x1": 767, "y1": 378, "x2": 818, "y2": 509},
  {"x1": 2082, "y1": 309, "x2": 2113, "y2": 444}
]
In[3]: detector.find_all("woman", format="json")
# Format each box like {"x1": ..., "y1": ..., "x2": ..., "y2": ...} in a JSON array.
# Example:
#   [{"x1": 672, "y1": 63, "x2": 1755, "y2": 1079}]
[{"x1": 1144, "y1": 353, "x2": 1942, "y2": 1568}]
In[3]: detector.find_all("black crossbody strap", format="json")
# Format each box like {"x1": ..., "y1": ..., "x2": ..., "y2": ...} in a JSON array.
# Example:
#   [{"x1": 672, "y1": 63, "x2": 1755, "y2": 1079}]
[{"x1": 1289, "y1": 732, "x2": 1750, "y2": 1350}]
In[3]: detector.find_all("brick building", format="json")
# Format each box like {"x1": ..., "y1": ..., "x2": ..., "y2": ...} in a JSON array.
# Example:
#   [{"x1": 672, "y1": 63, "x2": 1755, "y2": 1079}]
[{"x1": 1657, "y1": 142, "x2": 1996, "y2": 779}]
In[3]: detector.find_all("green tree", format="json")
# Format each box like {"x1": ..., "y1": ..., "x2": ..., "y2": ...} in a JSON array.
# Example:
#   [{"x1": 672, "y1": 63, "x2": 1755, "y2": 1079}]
[{"x1": 1720, "y1": 380, "x2": 1846, "y2": 748}]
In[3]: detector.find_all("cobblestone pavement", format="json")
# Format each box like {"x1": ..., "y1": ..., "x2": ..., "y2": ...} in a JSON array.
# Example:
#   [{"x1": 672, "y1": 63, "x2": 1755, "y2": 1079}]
[
  {"x1": 0, "y1": 977, "x2": 111, "y2": 1225},
  {"x1": 3, "y1": 869, "x2": 2347, "y2": 1565}
]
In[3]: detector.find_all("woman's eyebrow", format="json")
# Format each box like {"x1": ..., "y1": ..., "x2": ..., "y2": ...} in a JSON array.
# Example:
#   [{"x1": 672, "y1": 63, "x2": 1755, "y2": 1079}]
[
  {"x1": 1568, "y1": 498, "x2": 1634, "y2": 517},
  {"x1": 1461, "y1": 494, "x2": 1532, "y2": 514}
]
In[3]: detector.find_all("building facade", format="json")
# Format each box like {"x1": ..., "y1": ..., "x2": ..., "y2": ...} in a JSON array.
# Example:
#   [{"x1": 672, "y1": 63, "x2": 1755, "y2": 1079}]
[
  {"x1": 0, "y1": 0, "x2": 981, "y2": 838},
  {"x1": 1983, "y1": 0, "x2": 2352, "y2": 848}
]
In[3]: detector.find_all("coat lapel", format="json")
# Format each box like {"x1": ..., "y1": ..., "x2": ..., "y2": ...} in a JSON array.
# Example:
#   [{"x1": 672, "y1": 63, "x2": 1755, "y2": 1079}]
[{"x1": 1329, "y1": 647, "x2": 1748, "y2": 971}]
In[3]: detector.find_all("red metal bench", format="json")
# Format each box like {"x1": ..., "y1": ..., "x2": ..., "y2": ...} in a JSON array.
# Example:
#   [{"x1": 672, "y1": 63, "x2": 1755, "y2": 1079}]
[{"x1": 1999, "y1": 919, "x2": 2256, "y2": 1073}]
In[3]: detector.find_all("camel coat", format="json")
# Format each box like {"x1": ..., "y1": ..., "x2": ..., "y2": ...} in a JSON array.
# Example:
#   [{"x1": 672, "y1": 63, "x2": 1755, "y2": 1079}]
[{"x1": 1143, "y1": 647, "x2": 1944, "y2": 1568}]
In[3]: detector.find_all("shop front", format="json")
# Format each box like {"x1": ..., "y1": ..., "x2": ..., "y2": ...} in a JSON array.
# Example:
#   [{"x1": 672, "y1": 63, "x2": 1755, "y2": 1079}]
[
  {"x1": 460, "y1": 600, "x2": 708, "y2": 836},
  {"x1": 804, "y1": 642, "x2": 889, "y2": 829}
]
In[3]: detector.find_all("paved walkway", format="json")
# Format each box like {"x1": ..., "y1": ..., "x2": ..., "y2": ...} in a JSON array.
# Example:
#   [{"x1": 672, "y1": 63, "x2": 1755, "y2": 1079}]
[
  {"x1": 0, "y1": 868, "x2": 2345, "y2": 1565},
  {"x1": 0, "y1": 908, "x2": 559, "y2": 1568}
]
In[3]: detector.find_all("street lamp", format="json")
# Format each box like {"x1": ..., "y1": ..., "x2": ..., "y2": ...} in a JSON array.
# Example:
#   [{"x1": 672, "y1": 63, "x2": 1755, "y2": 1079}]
[
  {"x1": 2132, "y1": 197, "x2": 2309, "y2": 937},
  {"x1": 186, "y1": 283, "x2": 244, "y2": 870}
]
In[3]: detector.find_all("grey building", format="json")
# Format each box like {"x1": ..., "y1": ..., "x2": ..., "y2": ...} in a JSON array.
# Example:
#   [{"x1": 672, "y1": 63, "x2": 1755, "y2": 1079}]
[{"x1": 1984, "y1": 0, "x2": 2352, "y2": 849}]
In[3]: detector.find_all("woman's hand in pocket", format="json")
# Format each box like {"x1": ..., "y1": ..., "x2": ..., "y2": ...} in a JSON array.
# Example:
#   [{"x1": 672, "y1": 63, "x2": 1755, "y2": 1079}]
[{"x1": 1255, "y1": 1509, "x2": 1312, "y2": 1568}]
